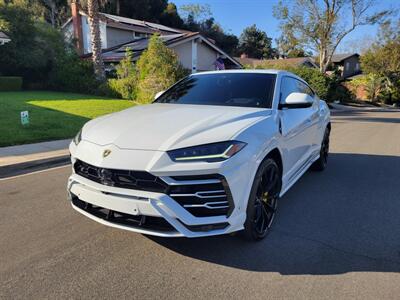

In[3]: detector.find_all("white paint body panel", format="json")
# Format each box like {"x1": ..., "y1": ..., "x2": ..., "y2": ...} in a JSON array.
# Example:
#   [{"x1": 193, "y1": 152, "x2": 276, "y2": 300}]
[{"x1": 68, "y1": 70, "x2": 330, "y2": 238}]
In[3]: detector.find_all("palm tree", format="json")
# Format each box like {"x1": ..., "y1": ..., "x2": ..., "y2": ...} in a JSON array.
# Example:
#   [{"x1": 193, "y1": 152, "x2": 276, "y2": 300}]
[{"x1": 86, "y1": 0, "x2": 105, "y2": 81}]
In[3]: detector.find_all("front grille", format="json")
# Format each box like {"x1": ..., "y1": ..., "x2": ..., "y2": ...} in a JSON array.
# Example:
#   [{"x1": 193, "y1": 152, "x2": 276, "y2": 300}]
[
  {"x1": 74, "y1": 160, "x2": 168, "y2": 193},
  {"x1": 167, "y1": 175, "x2": 234, "y2": 217},
  {"x1": 71, "y1": 196, "x2": 176, "y2": 232},
  {"x1": 74, "y1": 160, "x2": 234, "y2": 218}
]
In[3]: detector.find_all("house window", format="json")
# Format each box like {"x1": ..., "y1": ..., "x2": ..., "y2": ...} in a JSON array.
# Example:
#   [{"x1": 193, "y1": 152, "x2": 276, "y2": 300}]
[
  {"x1": 345, "y1": 62, "x2": 350, "y2": 70},
  {"x1": 356, "y1": 63, "x2": 360, "y2": 71}
]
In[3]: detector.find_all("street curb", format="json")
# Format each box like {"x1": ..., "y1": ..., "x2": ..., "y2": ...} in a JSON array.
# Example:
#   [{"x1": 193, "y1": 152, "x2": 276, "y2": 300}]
[{"x1": 0, "y1": 155, "x2": 71, "y2": 179}]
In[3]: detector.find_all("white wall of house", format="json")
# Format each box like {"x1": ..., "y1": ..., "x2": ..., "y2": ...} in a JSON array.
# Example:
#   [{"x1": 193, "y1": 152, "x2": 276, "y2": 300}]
[
  {"x1": 82, "y1": 15, "x2": 107, "y2": 53},
  {"x1": 171, "y1": 40, "x2": 218, "y2": 72},
  {"x1": 171, "y1": 42, "x2": 193, "y2": 70},
  {"x1": 197, "y1": 41, "x2": 218, "y2": 71}
]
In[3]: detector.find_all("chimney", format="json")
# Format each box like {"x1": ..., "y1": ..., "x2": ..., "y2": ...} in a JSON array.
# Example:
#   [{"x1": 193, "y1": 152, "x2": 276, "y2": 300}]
[
  {"x1": 71, "y1": 1, "x2": 84, "y2": 55},
  {"x1": 240, "y1": 53, "x2": 248, "y2": 59}
]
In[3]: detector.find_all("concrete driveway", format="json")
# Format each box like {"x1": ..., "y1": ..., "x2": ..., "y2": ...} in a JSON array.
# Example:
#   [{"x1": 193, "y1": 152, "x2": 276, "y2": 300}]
[{"x1": 1, "y1": 108, "x2": 400, "y2": 299}]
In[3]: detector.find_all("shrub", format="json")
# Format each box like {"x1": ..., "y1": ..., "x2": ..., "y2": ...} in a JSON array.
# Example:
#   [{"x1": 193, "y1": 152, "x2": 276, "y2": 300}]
[
  {"x1": 288, "y1": 66, "x2": 331, "y2": 100},
  {"x1": 0, "y1": 76, "x2": 23, "y2": 91},
  {"x1": 254, "y1": 62, "x2": 331, "y2": 100},
  {"x1": 107, "y1": 48, "x2": 138, "y2": 100},
  {"x1": 48, "y1": 52, "x2": 98, "y2": 94},
  {"x1": 136, "y1": 34, "x2": 189, "y2": 103},
  {"x1": 348, "y1": 74, "x2": 383, "y2": 102}
]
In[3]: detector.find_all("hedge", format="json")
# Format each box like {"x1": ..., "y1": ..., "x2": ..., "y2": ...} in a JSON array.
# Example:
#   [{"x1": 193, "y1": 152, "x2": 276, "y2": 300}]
[{"x1": 0, "y1": 76, "x2": 23, "y2": 91}]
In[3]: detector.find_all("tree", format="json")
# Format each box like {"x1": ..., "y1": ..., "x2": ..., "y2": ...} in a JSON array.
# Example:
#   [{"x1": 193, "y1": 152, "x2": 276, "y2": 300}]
[
  {"x1": 0, "y1": 2, "x2": 61, "y2": 83},
  {"x1": 275, "y1": 29, "x2": 311, "y2": 57},
  {"x1": 179, "y1": 4, "x2": 238, "y2": 55},
  {"x1": 238, "y1": 25, "x2": 274, "y2": 59},
  {"x1": 136, "y1": 34, "x2": 188, "y2": 103},
  {"x1": 102, "y1": 0, "x2": 173, "y2": 24},
  {"x1": 180, "y1": 3, "x2": 212, "y2": 22},
  {"x1": 274, "y1": 0, "x2": 391, "y2": 73},
  {"x1": 87, "y1": 0, "x2": 105, "y2": 81},
  {"x1": 360, "y1": 20, "x2": 400, "y2": 102},
  {"x1": 108, "y1": 48, "x2": 137, "y2": 99},
  {"x1": 39, "y1": 0, "x2": 68, "y2": 27},
  {"x1": 361, "y1": 41, "x2": 400, "y2": 102},
  {"x1": 159, "y1": 2, "x2": 184, "y2": 28}
]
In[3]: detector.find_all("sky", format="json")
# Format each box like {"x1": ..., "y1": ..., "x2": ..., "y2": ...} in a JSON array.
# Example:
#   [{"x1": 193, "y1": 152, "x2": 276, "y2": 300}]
[{"x1": 172, "y1": 0, "x2": 399, "y2": 53}]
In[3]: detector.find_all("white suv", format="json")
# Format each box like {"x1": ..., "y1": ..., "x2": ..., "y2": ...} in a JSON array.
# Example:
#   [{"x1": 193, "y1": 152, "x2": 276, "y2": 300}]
[{"x1": 67, "y1": 70, "x2": 330, "y2": 240}]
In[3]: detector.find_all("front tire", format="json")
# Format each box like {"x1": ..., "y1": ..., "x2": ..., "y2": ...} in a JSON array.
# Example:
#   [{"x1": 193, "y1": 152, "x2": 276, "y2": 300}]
[{"x1": 243, "y1": 158, "x2": 282, "y2": 241}]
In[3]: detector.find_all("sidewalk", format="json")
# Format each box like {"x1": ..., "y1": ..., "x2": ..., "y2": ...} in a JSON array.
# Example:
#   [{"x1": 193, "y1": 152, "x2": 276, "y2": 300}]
[{"x1": 0, "y1": 139, "x2": 70, "y2": 167}]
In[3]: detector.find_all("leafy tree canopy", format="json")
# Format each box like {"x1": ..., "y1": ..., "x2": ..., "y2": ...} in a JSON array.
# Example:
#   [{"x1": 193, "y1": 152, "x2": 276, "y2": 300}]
[
  {"x1": 0, "y1": 1, "x2": 65, "y2": 82},
  {"x1": 361, "y1": 21, "x2": 400, "y2": 102},
  {"x1": 274, "y1": 0, "x2": 391, "y2": 73},
  {"x1": 238, "y1": 24, "x2": 275, "y2": 59}
]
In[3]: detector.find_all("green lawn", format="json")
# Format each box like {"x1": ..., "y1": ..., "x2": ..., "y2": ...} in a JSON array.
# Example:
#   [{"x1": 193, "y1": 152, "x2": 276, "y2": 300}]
[{"x1": 0, "y1": 91, "x2": 136, "y2": 147}]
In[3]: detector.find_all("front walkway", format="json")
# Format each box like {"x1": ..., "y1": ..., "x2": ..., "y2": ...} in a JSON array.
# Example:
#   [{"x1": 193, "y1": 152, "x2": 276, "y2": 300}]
[{"x1": 0, "y1": 139, "x2": 70, "y2": 167}]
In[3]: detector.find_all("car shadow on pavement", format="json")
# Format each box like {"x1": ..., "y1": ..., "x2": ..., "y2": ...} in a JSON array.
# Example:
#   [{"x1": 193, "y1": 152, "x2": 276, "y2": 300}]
[{"x1": 148, "y1": 153, "x2": 400, "y2": 275}]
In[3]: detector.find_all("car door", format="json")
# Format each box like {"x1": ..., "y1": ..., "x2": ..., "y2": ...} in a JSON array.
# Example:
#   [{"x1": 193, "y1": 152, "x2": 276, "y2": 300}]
[
  {"x1": 295, "y1": 79, "x2": 320, "y2": 150},
  {"x1": 279, "y1": 76, "x2": 318, "y2": 179}
]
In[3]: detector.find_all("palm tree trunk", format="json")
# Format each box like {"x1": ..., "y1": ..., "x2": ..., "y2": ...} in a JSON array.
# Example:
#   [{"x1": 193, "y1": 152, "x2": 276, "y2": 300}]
[
  {"x1": 87, "y1": 0, "x2": 106, "y2": 81},
  {"x1": 116, "y1": 0, "x2": 120, "y2": 15}
]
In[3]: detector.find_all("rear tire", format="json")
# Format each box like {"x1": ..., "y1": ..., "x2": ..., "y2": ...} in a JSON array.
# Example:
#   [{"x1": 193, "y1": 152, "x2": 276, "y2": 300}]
[
  {"x1": 311, "y1": 127, "x2": 330, "y2": 171},
  {"x1": 242, "y1": 158, "x2": 282, "y2": 241}
]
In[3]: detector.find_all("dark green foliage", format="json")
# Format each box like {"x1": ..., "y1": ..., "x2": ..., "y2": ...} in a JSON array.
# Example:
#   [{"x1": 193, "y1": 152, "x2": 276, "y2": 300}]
[
  {"x1": 0, "y1": 2, "x2": 73, "y2": 88},
  {"x1": 107, "y1": 48, "x2": 137, "y2": 100},
  {"x1": 0, "y1": 3, "x2": 46, "y2": 84},
  {"x1": 238, "y1": 25, "x2": 275, "y2": 59},
  {"x1": 361, "y1": 23, "x2": 400, "y2": 103},
  {"x1": 292, "y1": 67, "x2": 354, "y2": 102},
  {"x1": 47, "y1": 53, "x2": 98, "y2": 94},
  {"x1": 288, "y1": 67, "x2": 331, "y2": 100},
  {"x1": 0, "y1": 77, "x2": 23, "y2": 91}
]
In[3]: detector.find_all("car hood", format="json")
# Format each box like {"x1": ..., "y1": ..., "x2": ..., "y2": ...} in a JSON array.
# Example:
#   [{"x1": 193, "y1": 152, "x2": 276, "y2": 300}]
[{"x1": 82, "y1": 103, "x2": 271, "y2": 151}]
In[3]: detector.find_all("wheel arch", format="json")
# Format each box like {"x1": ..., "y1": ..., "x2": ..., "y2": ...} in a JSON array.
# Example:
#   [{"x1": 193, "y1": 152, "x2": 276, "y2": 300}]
[{"x1": 263, "y1": 148, "x2": 283, "y2": 176}]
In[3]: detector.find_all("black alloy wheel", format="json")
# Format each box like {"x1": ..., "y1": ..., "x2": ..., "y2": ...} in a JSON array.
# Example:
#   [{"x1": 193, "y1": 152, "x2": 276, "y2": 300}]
[{"x1": 243, "y1": 158, "x2": 281, "y2": 241}]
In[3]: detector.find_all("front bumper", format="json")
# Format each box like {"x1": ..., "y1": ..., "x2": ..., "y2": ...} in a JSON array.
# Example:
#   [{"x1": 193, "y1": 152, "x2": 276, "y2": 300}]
[
  {"x1": 68, "y1": 172, "x2": 244, "y2": 238},
  {"x1": 67, "y1": 140, "x2": 256, "y2": 238}
]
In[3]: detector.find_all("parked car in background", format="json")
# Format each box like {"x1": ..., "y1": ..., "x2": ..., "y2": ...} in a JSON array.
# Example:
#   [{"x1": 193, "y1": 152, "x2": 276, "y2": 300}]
[{"x1": 67, "y1": 70, "x2": 330, "y2": 241}]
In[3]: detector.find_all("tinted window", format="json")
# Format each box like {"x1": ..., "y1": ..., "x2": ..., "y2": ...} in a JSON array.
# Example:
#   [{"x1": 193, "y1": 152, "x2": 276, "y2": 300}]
[
  {"x1": 280, "y1": 76, "x2": 314, "y2": 102},
  {"x1": 280, "y1": 77, "x2": 298, "y2": 102},
  {"x1": 155, "y1": 73, "x2": 276, "y2": 108},
  {"x1": 296, "y1": 80, "x2": 314, "y2": 96}
]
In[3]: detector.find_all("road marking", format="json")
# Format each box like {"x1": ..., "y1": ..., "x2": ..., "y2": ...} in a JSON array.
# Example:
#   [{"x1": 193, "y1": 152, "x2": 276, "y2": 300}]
[{"x1": 0, "y1": 164, "x2": 71, "y2": 181}]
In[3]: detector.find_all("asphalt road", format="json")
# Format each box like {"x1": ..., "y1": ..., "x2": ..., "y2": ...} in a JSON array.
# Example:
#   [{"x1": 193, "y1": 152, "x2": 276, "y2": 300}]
[{"x1": 1, "y1": 108, "x2": 400, "y2": 299}]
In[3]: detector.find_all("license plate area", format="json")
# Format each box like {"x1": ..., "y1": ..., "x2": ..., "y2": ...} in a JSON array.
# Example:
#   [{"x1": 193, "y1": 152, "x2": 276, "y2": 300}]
[{"x1": 70, "y1": 182, "x2": 140, "y2": 216}]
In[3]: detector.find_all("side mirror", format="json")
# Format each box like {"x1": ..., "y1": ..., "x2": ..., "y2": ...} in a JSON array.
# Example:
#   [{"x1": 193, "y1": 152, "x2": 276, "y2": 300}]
[
  {"x1": 280, "y1": 92, "x2": 314, "y2": 109},
  {"x1": 154, "y1": 90, "x2": 165, "y2": 100}
]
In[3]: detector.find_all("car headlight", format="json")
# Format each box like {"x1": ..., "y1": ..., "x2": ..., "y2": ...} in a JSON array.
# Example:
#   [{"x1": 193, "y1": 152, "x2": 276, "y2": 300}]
[
  {"x1": 167, "y1": 141, "x2": 247, "y2": 162},
  {"x1": 73, "y1": 128, "x2": 82, "y2": 145}
]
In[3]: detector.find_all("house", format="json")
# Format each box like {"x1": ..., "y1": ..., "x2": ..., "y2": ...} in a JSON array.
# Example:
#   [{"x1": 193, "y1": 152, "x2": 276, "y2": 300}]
[
  {"x1": 331, "y1": 53, "x2": 361, "y2": 79},
  {"x1": 100, "y1": 32, "x2": 241, "y2": 71},
  {"x1": 62, "y1": 3, "x2": 241, "y2": 72},
  {"x1": 234, "y1": 54, "x2": 318, "y2": 69},
  {"x1": 0, "y1": 31, "x2": 11, "y2": 45}
]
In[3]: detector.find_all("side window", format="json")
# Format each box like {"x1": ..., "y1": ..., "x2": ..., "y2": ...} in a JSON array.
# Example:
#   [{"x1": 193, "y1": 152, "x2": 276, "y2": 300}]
[
  {"x1": 280, "y1": 77, "x2": 298, "y2": 103},
  {"x1": 281, "y1": 77, "x2": 314, "y2": 102},
  {"x1": 296, "y1": 80, "x2": 314, "y2": 97}
]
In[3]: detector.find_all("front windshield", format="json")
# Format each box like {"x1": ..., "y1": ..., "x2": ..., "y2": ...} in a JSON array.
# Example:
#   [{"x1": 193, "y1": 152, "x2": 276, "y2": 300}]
[{"x1": 155, "y1": 73, "x2": 276, "y2": 108}]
